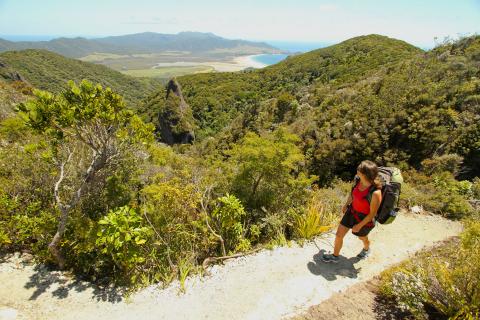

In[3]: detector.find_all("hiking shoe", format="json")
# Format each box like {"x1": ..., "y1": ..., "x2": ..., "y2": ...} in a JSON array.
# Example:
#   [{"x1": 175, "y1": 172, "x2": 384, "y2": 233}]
[
  {"x1": 357, "y1": 248, "x2": 371, "y2": 259},
  {"x1": 322, "y1": 253, "x2": 340, "y2": 263}
]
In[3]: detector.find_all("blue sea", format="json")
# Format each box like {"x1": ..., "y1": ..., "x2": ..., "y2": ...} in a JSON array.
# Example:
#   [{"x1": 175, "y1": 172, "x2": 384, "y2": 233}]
[
  {"x1": 252, "y1": 41, "x2": 334, "y2": 67},
  {"x1": 252, "y1": 54, "x2": 289, "y2": 66}
]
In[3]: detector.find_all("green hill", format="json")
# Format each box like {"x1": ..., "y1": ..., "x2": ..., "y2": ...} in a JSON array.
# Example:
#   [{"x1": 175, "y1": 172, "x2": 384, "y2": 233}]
[
  {"x1": 144, "y1": 34, "x2": 480, "y2": 180},
  {"x1": 142, "y1": 34, "x2": 423, "y2": 137},
  {"x1": 0, "y1": 49, "x2": 162, "y2": 108}
]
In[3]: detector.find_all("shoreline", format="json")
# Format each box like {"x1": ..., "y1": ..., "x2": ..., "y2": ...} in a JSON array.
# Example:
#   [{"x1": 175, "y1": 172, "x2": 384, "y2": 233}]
[
  {"x1": 233, "y1": 55, "x2": 268, "y2": 69},
  {"x1": 152, "y1": 54, "x2": 270, "y2": 72}
]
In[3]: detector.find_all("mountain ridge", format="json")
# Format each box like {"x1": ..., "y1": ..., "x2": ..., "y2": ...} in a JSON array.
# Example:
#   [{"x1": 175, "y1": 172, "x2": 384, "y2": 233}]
[{"x1": 0, "y1": 32, "x2": 282, "y2": 58}]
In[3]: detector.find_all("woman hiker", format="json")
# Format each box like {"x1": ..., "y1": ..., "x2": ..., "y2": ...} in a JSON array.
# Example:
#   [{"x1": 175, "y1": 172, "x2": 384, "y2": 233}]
[{"x1": 322, "y1": 160, "x2": 382, "y2": 262}]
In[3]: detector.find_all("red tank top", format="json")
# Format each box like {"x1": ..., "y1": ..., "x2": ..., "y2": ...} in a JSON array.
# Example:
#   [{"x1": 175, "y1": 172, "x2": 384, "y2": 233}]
[{"x1": 352, "y1": 183, "x2": 371, "y2": 215}]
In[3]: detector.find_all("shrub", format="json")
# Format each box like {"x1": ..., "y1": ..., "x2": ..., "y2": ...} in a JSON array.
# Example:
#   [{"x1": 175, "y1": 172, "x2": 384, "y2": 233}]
[
  {"x1": 400, "y1": 170, "x2": 473, "y2": 218},
  {"x1": 421, "y1": 154, "x2": 464, "y2": 176},
  {"x1": 141, "y1": 176, "x2": 205, "y2": 280},
  {"x1": 381, "y1": 221, "x2": 480, "y2": 319},
  {"x1": 96, "y1": 206, "x2": 153, "y2": 282},
  {"x1": 472, "y1": 177, "x2": 480, "y2": 199},
  {"x1": 390, "y1": 269, "x2": 429, "y2": 318},
  {"x1": 431, "y1": 172, "x2": 474, "y2": 218},
  {"x1": 260, "y1": 211, "x2": 292, "y2": 244},
  {"x1": 211, "y1": 194, "x2": 248, "y2": 253},
  {"x1": 177, "y1": 256, "x2": 194, "y2": 293},
  {"x1": 399, "y1": 182, "x2": 430, "y2": 209},
  {"x1": 274, "y1": 92, "x2": 295, "y2": 122},
  {"x1": 10, "y1": 80, "x2": 33, "y2": 95},
  {"x1": 227, "y1": 129, "x2": 316, "y2": 214}
]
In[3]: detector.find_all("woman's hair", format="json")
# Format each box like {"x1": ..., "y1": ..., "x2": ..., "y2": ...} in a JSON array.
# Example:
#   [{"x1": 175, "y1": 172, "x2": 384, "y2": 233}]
[{"x1": 357, "y1": 160, "x2": 382, "y2": 189}]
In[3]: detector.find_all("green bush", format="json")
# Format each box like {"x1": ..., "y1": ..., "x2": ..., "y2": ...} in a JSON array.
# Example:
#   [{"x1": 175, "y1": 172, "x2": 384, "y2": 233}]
[
  {"x1": 421, "y1": 154, "x2": 464, "y2": 176},
  {"x1": 211, "y1": 194, "x2": 249, "y2": 253},
  {"x1": 401, "y1": 170, "x2": 473, "y2": 218},
  {"x1": 0, "y1": 125, "x2": 57, "y2": 255},
  {"x1": 96, "y1": 206, "x2": 153, "y2": 282},
  {"x1": 472, "y1": 177, "x2": 480, "y2": 199},
  {"x1": 0, "y1": 193, "x2": 56, "y2": 255},
  {"x1": 227, "y1": 129, "x2": 316, "y2": 213},
  {"x1": 141, "y1": 176, "x2": 205, "y2": 281},
  {"x1": 380, "y1": 221, "x2": 480, "y2": 319},
  {"x1": 274, "y1": 92, "x2": 295, "y2": 122}
]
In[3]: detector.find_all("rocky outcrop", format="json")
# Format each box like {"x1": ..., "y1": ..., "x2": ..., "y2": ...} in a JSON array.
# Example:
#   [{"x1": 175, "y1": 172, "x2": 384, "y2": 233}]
[
  {"x1": 9, "y1": 71, "x2": 25, "y2": 82},
  {"x1": 157, "y1": 78, "x2": 195, "y2": 145},
  {"x1": 166, "y1": 78, "x2": 188, "y2": 111},
  {"x1": 0, "y1": 60, "x2": 26, "y2": 83}
]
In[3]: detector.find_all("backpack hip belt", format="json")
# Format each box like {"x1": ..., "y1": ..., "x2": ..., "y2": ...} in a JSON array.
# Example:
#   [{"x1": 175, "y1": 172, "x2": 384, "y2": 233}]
[{"x1": 349, "y1": 206, "x2": 375, "y2": 228}]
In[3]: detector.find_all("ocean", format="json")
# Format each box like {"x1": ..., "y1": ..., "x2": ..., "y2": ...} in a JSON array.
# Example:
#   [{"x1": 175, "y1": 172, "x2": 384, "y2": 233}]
[
  {"x1": 251, "y1": 54, "x2": 289, "y2": 66},
  {"x1": 252, "y1": 41, "x2": 334, "y2": 67}
]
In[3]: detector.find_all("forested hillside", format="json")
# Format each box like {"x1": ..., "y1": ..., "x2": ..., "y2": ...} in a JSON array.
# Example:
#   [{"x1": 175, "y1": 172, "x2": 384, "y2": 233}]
[
  {"x1": 0, "y1": 49, "x2": 162, "y2": 108},
  {"x1": 142, "y1": 35, "x2": 423, "y2": 138},
  {"x1": 146, "y1": 34, "x2": 479, "y2": 181}
]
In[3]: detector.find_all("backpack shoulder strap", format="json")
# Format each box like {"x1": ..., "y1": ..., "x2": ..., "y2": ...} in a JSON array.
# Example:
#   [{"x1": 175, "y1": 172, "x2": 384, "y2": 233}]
[
  {"x1": 365, "y1": 185, "x2": 378, "y2": 204},
  {"x1": 351, "y1": 176, "x2": 360, "y2": 194}
]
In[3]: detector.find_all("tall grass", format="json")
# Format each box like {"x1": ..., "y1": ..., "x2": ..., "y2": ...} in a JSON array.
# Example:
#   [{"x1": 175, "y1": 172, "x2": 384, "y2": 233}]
[{"x1": 293, "y1": 186, "x2": 344, "y2": 240}]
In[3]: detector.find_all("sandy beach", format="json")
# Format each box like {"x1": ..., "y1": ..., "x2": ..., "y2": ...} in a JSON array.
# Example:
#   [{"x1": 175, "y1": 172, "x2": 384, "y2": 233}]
[{"x1": 152, "y1": 54, "x2": 268, "y2": 72}]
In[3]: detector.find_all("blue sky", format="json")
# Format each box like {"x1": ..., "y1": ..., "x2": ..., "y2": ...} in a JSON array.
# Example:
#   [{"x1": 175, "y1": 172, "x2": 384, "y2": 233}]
[{"x1": 0, "y1": 0, "x2": 479, "y2": 47}]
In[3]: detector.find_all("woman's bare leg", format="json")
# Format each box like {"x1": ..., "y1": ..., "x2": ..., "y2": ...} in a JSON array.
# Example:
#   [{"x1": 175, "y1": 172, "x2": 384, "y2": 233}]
[
  {"x1": 333, "y1": 224, "x2": 349, "y2": 256},
  {"x1": 359, "y1": 236, "x2": 370, "y2": 250}
]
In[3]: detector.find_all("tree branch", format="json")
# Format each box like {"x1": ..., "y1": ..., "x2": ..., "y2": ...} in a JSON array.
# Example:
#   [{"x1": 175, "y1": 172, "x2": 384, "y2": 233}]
[
  {"x1": 202, "y1": 247, "x2": 263, "y2": 271},
  {"x1": 53, "y1": 147, "x2": 73, "y2": 207},
  {"x1": 200, "y1": 186, "x2": 226, "y2": 256}
]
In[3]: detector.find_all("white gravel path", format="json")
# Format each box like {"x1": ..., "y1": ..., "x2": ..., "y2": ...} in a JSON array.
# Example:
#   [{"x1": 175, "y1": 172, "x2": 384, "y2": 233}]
[{"x1": 0, "y1": 212, "x2": 462, "y2": 320}]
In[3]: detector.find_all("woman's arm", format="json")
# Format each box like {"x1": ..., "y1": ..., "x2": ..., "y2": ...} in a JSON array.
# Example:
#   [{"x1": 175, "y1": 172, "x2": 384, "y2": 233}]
[{"x1": 342, "y1": 193, "x2": 353, "y2": 213}]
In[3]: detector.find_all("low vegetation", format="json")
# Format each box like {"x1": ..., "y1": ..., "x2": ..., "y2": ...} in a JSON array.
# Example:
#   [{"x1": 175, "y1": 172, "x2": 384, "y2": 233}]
[
  {"x1": 121, "y1": 66, "x2": 214, "y2": 79},
  {"x1": 380, "y1": 220, "x2": 480, "y2": 319}
]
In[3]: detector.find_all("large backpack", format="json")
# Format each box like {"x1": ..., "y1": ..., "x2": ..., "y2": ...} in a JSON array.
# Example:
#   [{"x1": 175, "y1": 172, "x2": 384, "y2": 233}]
[{"x1": 353, "y1": 167, "x2": 403, "y2": 224}]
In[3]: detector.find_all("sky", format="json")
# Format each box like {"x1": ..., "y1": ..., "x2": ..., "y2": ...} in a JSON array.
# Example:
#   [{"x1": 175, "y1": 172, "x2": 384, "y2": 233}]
[{"x1": 0, "y1": 0, "x2": 479, "y2": 48}]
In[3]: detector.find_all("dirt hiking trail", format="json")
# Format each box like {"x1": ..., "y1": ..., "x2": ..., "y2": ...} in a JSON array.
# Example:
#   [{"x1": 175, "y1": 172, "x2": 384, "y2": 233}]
[{"x1": 0, "y1": 212, "x2": 462, "y2": 320}]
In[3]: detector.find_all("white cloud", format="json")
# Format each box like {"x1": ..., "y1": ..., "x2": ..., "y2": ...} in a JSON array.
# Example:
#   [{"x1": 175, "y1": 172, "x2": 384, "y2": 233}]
[{"x1": 317, "y1": 3, "x2": 339, "y2": 12}]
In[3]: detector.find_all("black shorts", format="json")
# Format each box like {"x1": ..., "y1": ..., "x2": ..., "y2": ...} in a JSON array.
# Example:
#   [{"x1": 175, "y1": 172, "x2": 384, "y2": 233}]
[{"x1": 340, "y1": 207, "x2": 375, "y2": 237}]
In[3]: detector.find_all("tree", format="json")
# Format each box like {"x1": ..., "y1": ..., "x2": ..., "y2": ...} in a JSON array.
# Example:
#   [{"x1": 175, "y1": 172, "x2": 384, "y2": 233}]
[
  {"x1": 227, "y1": 129, "x2": 315, "y2": 213},
  {"x1": 18, "y1": 80, "x2": 154, "y2": 268},
  {"x1": 274, "y1": 92, "x2": 294, "y2": 122}
]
